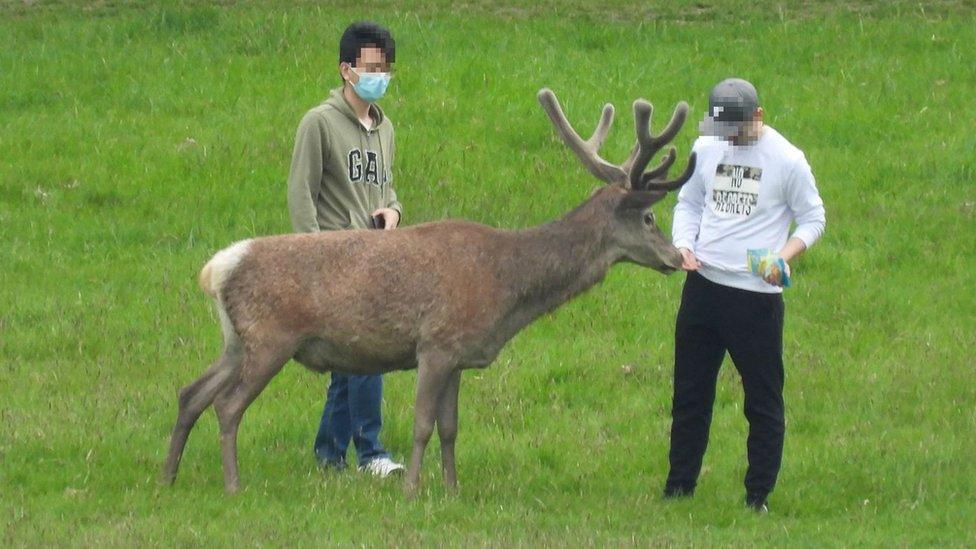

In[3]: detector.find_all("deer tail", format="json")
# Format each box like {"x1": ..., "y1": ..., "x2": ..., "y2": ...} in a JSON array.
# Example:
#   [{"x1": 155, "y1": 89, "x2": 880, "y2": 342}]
[{"x1": 199, "y1": 239, "x2": 252, "y2": 300}]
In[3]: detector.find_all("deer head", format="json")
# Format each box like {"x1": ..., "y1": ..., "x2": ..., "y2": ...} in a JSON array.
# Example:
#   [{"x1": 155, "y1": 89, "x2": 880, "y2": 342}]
[{"x1": 538, "y1": 88, "x2": 697, "y2": 273}]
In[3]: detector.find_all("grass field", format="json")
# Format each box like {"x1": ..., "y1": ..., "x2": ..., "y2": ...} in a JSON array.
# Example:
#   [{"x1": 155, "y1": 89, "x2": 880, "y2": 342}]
[{"x1": 2, "y1": 1, "x2": 975, "y2": 545}]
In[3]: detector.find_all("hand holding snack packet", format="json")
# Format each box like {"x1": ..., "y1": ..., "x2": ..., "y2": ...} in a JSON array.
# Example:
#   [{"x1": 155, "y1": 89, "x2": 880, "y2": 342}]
[{"x1": 747, "y1": 248, "x2": 792, "y2": 288}]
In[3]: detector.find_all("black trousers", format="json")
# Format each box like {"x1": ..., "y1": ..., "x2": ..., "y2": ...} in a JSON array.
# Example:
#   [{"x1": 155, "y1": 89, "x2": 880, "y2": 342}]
[{"x1": 665, "y1": 271, "x2": 786, "y2": 502}]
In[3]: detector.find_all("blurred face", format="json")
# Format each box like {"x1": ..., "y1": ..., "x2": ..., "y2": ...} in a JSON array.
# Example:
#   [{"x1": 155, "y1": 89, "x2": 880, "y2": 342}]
[
  {"x1": 729, "y1": 108, "x2": 764, "y2": 145},
  {"x1": 699, "y1": 107, "x2": 764, "y2": 145},
  {"x1": 699, "y1": 107, "x2": 763, "y2": 145},
  {"x1": 340, "y1": 46, "x2": 390, "y2": 84}
]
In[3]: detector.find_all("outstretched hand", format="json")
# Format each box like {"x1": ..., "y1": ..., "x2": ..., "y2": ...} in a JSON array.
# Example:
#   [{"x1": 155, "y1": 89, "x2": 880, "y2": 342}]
[{"x1": 679, "y1": 247, "x2": 701, "y2": 271}]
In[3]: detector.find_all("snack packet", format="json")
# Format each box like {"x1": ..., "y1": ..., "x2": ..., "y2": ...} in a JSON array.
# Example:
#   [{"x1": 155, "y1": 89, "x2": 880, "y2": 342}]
[{"x1": 747, "y1": 248, "x2": 791, "y2": 288}]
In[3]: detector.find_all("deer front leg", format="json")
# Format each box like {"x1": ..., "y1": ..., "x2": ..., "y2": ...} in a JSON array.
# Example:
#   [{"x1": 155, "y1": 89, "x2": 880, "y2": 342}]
[
  {"x1": 405, "y1": 358, "x2": 454, "y2": 498},
  {"x1": 436, "y1": 370, "x2": 462, "y2": 494}
]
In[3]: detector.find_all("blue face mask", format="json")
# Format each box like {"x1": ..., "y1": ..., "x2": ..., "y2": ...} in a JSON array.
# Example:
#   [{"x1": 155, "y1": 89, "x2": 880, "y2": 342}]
[{"x1": 350, "y1": 67, "x2": 391, "y2": 103}]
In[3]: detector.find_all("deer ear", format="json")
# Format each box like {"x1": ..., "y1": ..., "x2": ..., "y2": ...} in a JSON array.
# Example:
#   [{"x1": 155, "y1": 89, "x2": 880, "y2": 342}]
[{"x1": 617, "y1": 191, "x2": 666, "y2": 213}]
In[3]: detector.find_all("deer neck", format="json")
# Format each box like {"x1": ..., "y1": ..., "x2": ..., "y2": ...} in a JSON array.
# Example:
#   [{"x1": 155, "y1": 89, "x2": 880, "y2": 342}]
[{"x1": 507, "y1": 198, "x2": 619, "y2": 315}]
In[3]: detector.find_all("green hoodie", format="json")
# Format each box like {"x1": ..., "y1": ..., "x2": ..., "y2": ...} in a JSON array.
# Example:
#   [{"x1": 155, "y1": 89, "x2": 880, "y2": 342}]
[{"x1": 287, "y1": 87, "x2": 402, "y2": 232}]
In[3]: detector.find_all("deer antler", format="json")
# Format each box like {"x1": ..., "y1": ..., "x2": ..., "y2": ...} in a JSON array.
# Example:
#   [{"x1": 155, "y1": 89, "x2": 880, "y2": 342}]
[
  {"x1": 538, "y1": 88, "x2": 696, "y2": 192},
  {"x1": 538, "y1": 88, "x2": 629, "y2": 186},
  {"x1": 629, "y1": 100, "x2": 697, "y2": 192}
]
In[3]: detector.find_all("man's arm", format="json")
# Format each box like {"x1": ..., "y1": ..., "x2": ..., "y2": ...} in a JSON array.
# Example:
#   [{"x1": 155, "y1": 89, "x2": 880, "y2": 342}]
[
  {"x1": 672, "y1": 144, "x2": 707, "y2": 269},
  {"x1": 782, "y1": 155, "x2": 826, "y2": 260},
  {"x1": 373, "y1": 128, "x2": 402, "y2": 229},
  {"x1": 287, "y1": 111, "x2": 328, "y2": 233},
  {"x1": 762, "y1": 156, "x2": 825, "y2": 286},
  {"x1": 779, "y1": 237, "x2": 807, "y2": 263},
  {"x1": 385, "y1": 188, "x2": 402, "y2": 222}
]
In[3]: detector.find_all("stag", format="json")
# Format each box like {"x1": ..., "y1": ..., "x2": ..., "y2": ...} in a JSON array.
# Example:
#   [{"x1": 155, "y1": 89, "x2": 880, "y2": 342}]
[{"x1": 163, "y1": 88, "x2": 697, "y2": 495}]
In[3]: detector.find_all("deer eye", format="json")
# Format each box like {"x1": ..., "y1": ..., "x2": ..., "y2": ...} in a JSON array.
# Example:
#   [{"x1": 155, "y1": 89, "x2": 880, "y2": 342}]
[{"x1": 642, "y1": 212, "x2": 655, "y2": 225}]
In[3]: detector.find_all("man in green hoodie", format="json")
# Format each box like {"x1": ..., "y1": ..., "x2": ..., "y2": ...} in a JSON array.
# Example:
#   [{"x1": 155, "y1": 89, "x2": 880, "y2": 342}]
[{"x1": 287, "y1": 21, "x2": 404, "y2": 477}]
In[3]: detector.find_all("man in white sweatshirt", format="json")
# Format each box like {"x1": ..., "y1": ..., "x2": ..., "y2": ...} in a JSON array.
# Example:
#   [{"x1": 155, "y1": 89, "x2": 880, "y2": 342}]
[{"x1": 664, "y1": 78, "x2": 826, "y2": 512}]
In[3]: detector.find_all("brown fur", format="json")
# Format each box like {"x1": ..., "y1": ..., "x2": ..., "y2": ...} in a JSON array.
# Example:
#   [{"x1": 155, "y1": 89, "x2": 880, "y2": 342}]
[{"x1": 163, "y1": 90, "x2": 695, "y2": 495}]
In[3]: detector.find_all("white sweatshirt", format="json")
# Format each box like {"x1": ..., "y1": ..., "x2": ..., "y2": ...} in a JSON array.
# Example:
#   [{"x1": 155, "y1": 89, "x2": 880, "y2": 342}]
[{"x1": 672, "y1": 126, "x2": 826, "y2": 294}]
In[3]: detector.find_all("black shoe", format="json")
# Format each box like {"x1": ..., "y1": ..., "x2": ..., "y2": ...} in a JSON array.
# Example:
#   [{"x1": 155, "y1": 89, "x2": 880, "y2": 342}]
[
  {"x1": 745, "y1": 496, "x2": 768, "y2": 513},
  {"x1": 663, "y1": 485, "x2": 695, "y2": 500}
]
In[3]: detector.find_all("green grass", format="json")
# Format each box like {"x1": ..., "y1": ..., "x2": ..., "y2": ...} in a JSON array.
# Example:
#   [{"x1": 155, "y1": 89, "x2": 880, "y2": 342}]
[{"x1": 2, "y1": 1, "x2": 975, "y2": 545}]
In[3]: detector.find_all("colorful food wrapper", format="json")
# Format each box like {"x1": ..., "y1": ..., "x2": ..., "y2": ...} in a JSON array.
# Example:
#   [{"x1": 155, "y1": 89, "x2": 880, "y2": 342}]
[{"x1": 747, "y1": 248, "x2": 792, "y2": 288}]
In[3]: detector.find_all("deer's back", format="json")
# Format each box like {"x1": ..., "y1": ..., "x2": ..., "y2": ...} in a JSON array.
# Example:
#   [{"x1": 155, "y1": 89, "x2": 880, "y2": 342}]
[{"x1": 217, "y1": 220, "x2": 521, "y2": 370}]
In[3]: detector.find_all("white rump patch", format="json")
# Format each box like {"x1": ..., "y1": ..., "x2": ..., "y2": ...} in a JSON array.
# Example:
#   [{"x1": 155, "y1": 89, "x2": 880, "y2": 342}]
[
  {"x1": 209, "y1": 239, "x2": 252, "y2": 296},
  {"x1": 206, "y1": 239, "x2": 251, "y2": 345}
]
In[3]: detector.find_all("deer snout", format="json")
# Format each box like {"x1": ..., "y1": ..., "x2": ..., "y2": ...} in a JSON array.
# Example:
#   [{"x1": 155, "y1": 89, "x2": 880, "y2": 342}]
[{"x1": 663, "y1": 247, "x2": 684, "y2": 271}]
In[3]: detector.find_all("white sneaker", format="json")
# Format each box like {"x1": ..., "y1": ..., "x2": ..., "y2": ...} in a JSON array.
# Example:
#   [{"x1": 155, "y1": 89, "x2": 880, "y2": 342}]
[{"x1": 358, "y1": 457, "x2": 405, "y2": 478}]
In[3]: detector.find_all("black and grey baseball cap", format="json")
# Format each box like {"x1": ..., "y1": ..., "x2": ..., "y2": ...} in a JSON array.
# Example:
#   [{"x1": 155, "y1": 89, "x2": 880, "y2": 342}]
[{"x1": 700, "y1": 78, "x2": 760, "y2": 137}]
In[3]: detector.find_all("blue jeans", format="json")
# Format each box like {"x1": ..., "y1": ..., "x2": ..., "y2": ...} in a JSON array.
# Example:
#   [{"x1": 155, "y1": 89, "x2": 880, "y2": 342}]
[{"x1": 313, "y1": 372, "x2": 389, "y2": 467}]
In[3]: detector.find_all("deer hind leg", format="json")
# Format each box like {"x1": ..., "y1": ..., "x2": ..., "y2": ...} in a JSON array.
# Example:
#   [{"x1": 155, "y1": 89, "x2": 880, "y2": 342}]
[
  {"x1": 436, "y1": 369, "x2": 462, "y2": 493},
  {"x1": 163, "y1": 340, "x2": 243, "y2": 485},
  {"x1": 212, "y1": 338, "x2": 294, "y2": 493},
  {"x1": 405, "y1": 352, "x2": 457, "y2": 498}
]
